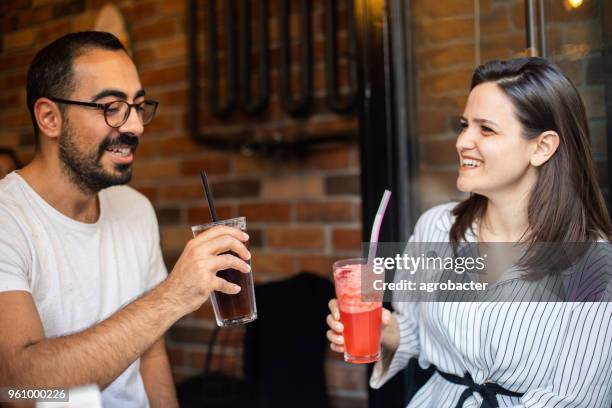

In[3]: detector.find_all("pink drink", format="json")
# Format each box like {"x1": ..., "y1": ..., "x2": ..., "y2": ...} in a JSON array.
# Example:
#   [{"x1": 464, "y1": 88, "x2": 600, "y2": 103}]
[{"x1": 333, "y1": 259, "x2": 382, "y2": 363}]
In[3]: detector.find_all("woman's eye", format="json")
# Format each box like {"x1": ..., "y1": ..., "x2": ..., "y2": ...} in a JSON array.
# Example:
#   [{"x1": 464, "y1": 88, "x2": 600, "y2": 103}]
[
  {"x1": 459, "y1": 122, "x2": 468, "y2": 129},
  {"x1": 481, "y1": 126, "x2": 494, "y2": 134}
]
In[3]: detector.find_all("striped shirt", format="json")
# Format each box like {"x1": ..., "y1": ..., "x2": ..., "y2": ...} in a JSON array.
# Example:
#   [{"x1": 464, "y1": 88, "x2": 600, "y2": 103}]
[{"x1": 369, "y1": 202, "x2": 612, "y2": 407}]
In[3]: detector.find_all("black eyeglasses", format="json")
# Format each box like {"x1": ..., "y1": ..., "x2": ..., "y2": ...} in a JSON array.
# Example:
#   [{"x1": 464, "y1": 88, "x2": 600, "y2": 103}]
[{"x1": 47, "y1": 97, "x2": 159, "y2": 128}]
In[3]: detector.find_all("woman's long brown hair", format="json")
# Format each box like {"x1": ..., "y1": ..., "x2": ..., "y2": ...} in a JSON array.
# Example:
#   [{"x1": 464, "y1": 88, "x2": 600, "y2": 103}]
[{"x1": 449, "y1": 58, "x2": 612, "y2": 274}]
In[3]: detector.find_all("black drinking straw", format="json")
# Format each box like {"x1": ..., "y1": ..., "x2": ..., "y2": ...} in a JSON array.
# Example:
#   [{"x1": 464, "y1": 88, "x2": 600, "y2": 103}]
[{"x1": 199, "y1": 171, "x2": 218, "y2": 222}]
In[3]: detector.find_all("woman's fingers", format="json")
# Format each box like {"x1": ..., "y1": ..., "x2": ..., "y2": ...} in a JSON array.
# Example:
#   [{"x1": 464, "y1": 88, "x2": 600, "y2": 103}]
[
  {"x1": 326, "y1": 313, "x2": 344, "y2": 333},
  {"x1": 382, "y1": 308, "x2": 391, "y2": 325},
  {"x1": 326, "y1": 329, "x2": 345, "y2": 349},
  {"x1": 330, "y1": 343, "x2": 345, "y2": 353},
  {"x1": 328, "y1": 298, "x2": 340, "y2": 320}
]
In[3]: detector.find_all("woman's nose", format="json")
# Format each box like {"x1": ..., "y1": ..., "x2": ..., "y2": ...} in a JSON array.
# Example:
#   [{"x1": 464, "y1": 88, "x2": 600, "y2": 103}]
[{"x1": 456, "y1": 127, "x2": 478, "y2": 152}]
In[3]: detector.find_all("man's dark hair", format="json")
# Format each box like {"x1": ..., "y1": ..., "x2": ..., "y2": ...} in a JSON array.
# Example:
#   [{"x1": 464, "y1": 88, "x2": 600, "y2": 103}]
[{"x1": 26, "y1": 31, "x2": 127, "y2": 144}]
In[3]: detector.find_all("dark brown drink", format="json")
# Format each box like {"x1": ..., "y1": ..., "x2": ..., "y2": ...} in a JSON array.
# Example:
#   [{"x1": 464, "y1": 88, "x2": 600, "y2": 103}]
[
  {"x1": 214, "y1": 253, "x2": 254, "y2": 320},
  {"x1": 191, "y1": 217, "x2": 257, "y2": 326}
]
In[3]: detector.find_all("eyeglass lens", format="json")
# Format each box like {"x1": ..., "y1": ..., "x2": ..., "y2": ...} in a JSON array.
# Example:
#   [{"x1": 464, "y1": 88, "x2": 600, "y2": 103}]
[{"x1": 104, "y1": 101, "x2": 157, "y2": 128}]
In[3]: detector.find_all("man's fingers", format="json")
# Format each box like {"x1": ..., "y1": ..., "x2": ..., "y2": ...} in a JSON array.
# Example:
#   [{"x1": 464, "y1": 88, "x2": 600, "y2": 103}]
[
  {"x1": 328, "y1": 298, "x2": 340, "y2": 320},
  {"x1": 213, "y1": 276, "x2": 242, "y2": 295},
  {"x1": 197, "y1": 235, "x2": 251, "y2": 261},
  {"x1": 215, "y1": 254, "x2": 251, "y2": 273}
]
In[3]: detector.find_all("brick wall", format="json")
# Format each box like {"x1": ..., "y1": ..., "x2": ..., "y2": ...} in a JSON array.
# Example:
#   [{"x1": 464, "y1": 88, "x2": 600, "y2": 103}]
[{"x1": 0, "y1": 0, "x2": 366, "y2": 406}]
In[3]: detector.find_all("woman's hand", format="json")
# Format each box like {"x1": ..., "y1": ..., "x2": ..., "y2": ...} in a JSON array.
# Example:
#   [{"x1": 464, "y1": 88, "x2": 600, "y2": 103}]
[{"x1": 326, "y1": 299, "x2": 400, "y2": 354}]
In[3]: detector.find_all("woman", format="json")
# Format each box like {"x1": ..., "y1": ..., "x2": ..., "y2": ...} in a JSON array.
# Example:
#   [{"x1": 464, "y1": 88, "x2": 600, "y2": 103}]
[{"x1": 327, "y1": 58, "x2": 612, "y2": 407}]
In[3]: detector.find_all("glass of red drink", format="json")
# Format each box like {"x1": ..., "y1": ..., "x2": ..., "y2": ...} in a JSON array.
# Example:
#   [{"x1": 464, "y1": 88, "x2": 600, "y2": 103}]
[
  {"x1": 333, "y1": 258, "x2": 382, "y2": 364},
  {"x1": 192, "y1": 217, "x2": 257, "y2": 327}
]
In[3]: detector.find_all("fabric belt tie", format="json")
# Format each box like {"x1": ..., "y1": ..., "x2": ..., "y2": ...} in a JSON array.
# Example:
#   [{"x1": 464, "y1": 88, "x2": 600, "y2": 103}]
[{"x1": 436, "y1": 369, "x2": 524, "y2": 408}]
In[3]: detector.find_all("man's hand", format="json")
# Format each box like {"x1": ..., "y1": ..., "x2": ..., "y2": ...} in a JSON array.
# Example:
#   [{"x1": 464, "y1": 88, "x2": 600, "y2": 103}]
[{"x1": 162, "y1": 224, "x2": 251, "y2": 314}]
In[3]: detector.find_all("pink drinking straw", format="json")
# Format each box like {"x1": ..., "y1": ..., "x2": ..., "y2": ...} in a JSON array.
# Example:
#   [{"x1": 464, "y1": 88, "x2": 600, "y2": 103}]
[{"x1": 367, "y1": 190, "x2": 392, "y2": 264}]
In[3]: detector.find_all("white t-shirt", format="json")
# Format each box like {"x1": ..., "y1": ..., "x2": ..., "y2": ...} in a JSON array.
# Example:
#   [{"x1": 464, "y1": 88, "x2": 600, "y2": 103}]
[{"x1": 0, "y1": 172, "x2": 168, "y2": 407}]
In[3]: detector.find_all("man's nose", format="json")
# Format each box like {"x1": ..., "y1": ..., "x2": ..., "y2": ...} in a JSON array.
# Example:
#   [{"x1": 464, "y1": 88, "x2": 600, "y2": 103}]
[{"x1": 118, "y1": 106, "x2": 144, "y2": 136}]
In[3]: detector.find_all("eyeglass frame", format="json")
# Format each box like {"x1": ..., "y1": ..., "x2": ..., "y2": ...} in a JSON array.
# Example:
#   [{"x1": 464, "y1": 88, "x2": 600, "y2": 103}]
[{"x1": 46, "y1": 96, "x2": 159, "y2": 128}]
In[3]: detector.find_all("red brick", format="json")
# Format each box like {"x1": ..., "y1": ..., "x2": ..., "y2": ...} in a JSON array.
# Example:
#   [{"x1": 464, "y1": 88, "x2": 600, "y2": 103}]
[
  {"x1": 159, "y1": 0, "x2": 186, "y2": 16},
  {"x1": 160, "y1": 226, "x2": 193, "y2": 252},
  {"x1": 414, "y1": 0, "x2": 474, "y2": 19},
  {"x1": 262, "y1": 175, "x2": 323, "y2": 199},
  {"x1": 421, "y1": 69, "x2": 473, "y2": 95},
  {"x1": 140, "y1": 64, "x2": 186, "y2": 87},
  {"x1": 135, "y1": 46, "x2": 156, "y2": 66},
  {"x1": 417, "y1": 43, "x2": 474, "y2": 71},
  {"x1": 267, "y1": 227, "x2": 325, "y2": 249},
  {"x1": 0, "y1": 49, "x2": 34, "y2": 71},
  {"x1": 38, "y1": 19, "x2": 71, "y2": 44},
  {"x1": 422, "y1": 138, "x2": 459, "y2": 167},
  {"x1": 132, "y1": 18, "x2": 177, "y2": 43},
  {"x1": 3, "y1": 28, "x2": 36, "y2": 51},
  {"x1": 144, "y1": 111, "x2": 181, "y2": 133},
  {"x1": 121, "y1": 1, "x2": 158, "y2": 22},
  {"x1": 303, "y1": 147, "x2": 351, "y2": 170},
  {"x1": 296, "y1": 202, "x2": 355, "y2": 222},
  {"x1": 167, "y1": 347, "x2": 185, "y2": 366},
  {"x1": 418, "y1": 109, "x2": 453, "y2": 136},
  {"x1": 0, "y1": 90, "x2": 20, "y2": 106},
  {"x1": 153, "y1": 36, "x2": 187, "y2": 61},
  {"x1": 181, "y1": 156, "x2": 230, "y2": 176},
  {"x1": 193, "y1": 302, "x2": 216, "y2": 320},
  {"x1": 298, "y1": 255, "x2": 335, "y2": 278},
  {"x1": 1, "y1": 69, "x2": 27, "y2": 90},
  {"x1": 0, "y1": 110, "x2": 30, "y2": 127},
  {"x1": 71, "y1": 10, "x2": 96, "y2": 32},
  {"x1": 251, "y1": 252, "x2": 295, "y2": 276},
  {"x1": 332, "y1": 228, "x2": 361, "y2": 251},
  {"x1": 417, "y1": 18, "x2": 474, "y2": 45},
  {"x1": 132, "y1": 159, "x2": 180, "y2": 181},
  {"x1": 157, "y1": 135, "x2": 202, "y2": 155},
  {"x1": 152, "y1": 87, "x2": 188, "y2": 107},
  {"x1": 187, "y1": 204, "x2": 234, "y2": 224},
  {"x1": 51, "y1": 0, "x2": 85, "y2": 19},
  {"x1": 158, "y1": 182, "x2": 204, "y2": 201},
  {"x1": 238, "y1": 202, "x2": 290, "y2": 222},
  {"x1": 132, "y1": 186, "x2": 157, "y2": 202}
]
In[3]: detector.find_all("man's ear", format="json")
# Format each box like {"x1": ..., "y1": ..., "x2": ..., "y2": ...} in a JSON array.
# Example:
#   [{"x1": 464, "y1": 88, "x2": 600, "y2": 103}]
[
  {"x1": 530, "y1": 131, "x2": 560, "y2": 167},
  {"x1": 34, "y1": 98, "x2": 63, "y2": 140}
]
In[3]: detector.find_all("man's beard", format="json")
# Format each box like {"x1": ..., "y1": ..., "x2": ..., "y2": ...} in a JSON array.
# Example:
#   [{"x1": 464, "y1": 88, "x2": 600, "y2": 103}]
[{"x1": 58, "y1": 121, "x2": 138, "y2": 195}]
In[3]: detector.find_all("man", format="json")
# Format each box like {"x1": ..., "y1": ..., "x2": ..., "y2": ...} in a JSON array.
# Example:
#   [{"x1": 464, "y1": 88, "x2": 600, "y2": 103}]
[
  {"x1": 0, "y1": 148, "x2": 21, "y2": 179},
  {"x1": 0, "y1": 31, "x2": 251, "y2": 407}
]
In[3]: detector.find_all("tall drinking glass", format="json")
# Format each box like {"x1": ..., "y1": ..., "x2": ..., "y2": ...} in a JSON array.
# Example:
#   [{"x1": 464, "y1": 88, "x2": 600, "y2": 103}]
[
  {"x1": 332, "y1": 258, "x2": 382, "y2": 364},
  {"x1": 191, "y1": 217, "x2": 257, "y2": 326}
]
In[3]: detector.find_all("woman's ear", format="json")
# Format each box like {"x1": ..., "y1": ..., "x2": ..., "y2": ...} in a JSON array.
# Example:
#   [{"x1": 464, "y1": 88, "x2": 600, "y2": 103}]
[
  {"x1": 530, "y1": 131, "x2": 560, "y2": 167},
  {"x1": 34, "y1": 98, "x2": 63, "y2": 140}
]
